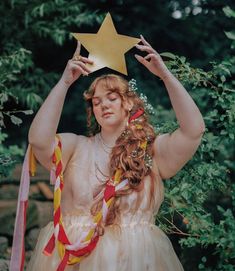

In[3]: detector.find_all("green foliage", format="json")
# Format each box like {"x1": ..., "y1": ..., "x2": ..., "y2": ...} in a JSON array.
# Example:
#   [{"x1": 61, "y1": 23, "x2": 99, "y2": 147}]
[
  {"x1": 0, "y1": 132, "x2": 24, "y2": 178},
  {"x1": 155, "y1": 33, "x2": 235, "y2": 270},
  {"x1": 0, "y1": 49, "x2": 33, "y2": 125},
  {"x1": 149, "y1": 9, "x2": 235, "y2": 270},
  {"x1": 0, "y1": 1, "x2": 99, "y2": 180},
  {"x1": 1, "y1": 1, "x2": 101, "y2": 47},
  {"x1": 223, "y1": 6, "x2": 235, "y2": 49},
  {"x1": 0, "y1": 48, "x2": 34, "y2": 179}
]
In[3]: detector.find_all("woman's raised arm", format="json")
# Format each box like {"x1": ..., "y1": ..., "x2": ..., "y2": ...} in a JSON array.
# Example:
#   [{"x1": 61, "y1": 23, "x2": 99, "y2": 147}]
[
  {"x1": 28, "y1": 42, "x2": 92, "y2": 170},
  {"x1": 135, "y1": 35, "x2": 205, "y2": 179}
]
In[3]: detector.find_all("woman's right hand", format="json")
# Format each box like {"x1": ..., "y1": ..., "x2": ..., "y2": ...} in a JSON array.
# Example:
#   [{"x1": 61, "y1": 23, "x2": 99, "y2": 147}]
[{"x1": 60, "y1": 41, "x2": 93, "y2": 86}]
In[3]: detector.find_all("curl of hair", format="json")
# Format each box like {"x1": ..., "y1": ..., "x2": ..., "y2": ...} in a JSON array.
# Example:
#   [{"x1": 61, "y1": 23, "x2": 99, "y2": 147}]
[{"x1": 84, "y1": 74, "x2": 156, "y2": 232}]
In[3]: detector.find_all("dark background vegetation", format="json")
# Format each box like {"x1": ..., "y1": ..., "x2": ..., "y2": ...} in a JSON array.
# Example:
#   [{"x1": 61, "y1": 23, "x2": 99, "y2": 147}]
[{"x1": 0, "y1": 0, "x2": 235, "y2": 270}]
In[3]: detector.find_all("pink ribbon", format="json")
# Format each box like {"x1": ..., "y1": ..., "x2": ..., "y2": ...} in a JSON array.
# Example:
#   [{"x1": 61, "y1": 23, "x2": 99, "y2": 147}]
[{"x1": 9, "y1": 146, "x2": 30, "y2": 271}]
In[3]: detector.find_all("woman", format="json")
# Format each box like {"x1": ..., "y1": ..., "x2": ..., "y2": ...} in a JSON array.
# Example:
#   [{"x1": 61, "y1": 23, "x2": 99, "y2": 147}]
[{"x1": 26, "y1": 35, "x2": 205, "y2": 271}]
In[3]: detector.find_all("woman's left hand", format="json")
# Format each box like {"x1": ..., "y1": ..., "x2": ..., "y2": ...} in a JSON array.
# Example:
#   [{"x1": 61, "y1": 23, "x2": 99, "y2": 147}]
[{"x1": 135, "y1": 35, "x2": 171, "y2": 80}]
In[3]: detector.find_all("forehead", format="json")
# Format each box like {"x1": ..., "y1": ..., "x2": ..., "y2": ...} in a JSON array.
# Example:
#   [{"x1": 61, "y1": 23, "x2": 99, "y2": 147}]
[{"x1": 93, "y1": 80, "x2": 117, "y2": 97}]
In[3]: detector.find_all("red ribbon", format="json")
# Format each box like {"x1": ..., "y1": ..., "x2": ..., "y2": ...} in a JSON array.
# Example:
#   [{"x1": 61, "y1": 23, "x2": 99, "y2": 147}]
[
  {"x1": 70, "y1": 236, "x2": 99, "y2": 257},
  {"x1": 20, "y1": 201, "x2": 28, "y2": 271},
  {"x1": 55, "y1": 161, "x2": 63, "y2": 177},
  {"x1": 58, "y1": 225, "x2": 70, "y2": 244},
  {"x1": 54, "y1": 207, "x2": 61, "y2": 226},
  {"x1": 104, "y1": 184, "x2": 116, "y2": 201},
  {"x1": 43, "y1": 235, "x2": 55, "y2": 256},
  {"x1": 128, "y1": 108, "x2": 144, "y2": 123},
  {"x1": 57, "y1": 250, "x2": 70, "y2": 271}
]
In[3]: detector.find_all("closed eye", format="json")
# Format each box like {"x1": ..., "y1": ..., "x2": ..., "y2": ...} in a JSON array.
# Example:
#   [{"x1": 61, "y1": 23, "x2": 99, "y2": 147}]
[
  {"x1": 108, "y1": 93, "x2": 118, "y2": 101},
  {"x1": 92, "y1": 99, "x2": 100, "y2": 106},
  {"x1": 92, "y1": 92, "x2": 119, "y2": 106}
]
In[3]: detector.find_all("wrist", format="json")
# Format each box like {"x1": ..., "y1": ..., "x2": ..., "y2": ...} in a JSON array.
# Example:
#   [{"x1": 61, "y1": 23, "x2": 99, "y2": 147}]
[
  {"x1": 159, "y1": 69, "x2": 173, "y2": 82},
  {"x1": 58, "y1": 77, "x2": 72, "y2": 90}
]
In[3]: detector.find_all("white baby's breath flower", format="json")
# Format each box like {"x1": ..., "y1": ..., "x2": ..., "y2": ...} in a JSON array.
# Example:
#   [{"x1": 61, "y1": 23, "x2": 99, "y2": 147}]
[{"x1": 128, "y1": 79, "x2": 156, "y2": 115}]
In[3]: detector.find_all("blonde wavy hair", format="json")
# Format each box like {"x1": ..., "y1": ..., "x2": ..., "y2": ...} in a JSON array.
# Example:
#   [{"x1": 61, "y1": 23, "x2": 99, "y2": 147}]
[{"x1": 84, "y1": 74, "x2": 156, "y2": 228}]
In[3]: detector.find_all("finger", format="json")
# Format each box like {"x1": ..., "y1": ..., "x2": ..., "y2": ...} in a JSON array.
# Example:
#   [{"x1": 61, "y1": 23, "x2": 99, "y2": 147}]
[
  {"x1": 140, "y1": 35, "x2": 151, "y2": 47},
  {"x1": 78, "y1": 56, "x2": 94, "y2": 64},
  {"x1": 145, "y1": 53, "x2": 160, "y2": 60},
  {"x1": 71, "y1": 55, "x2": 93, "y2": 65},
  {"x1": 135, "y1": 54, "x2": 150, "y2": 67},
  {"x1": 70, "y1": 64, "x2": 88, "y2": 76},
  {"x1": 73, "y1": 41, "x2": 81, "y2": 56},
  {"x1": 72, "y1": 61, "x2": 92, "y2": 73},
  {"x1": 135, "y1": 44, "x2": 155, "y2": 54}
]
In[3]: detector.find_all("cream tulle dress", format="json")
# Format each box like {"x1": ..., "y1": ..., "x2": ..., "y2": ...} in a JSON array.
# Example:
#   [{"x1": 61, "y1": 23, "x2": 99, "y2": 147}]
[{"x1": 26, "y1": 134, "x2": 184, "y2": 271}]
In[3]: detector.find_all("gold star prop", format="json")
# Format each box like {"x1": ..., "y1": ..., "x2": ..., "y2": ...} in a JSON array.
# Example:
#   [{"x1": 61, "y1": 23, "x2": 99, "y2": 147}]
[{"x1": 72, "y1": 13, "x2": 140, "y2": 75}]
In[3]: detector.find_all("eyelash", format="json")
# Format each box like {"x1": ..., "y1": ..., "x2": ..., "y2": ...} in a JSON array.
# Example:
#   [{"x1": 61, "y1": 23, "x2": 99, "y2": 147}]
[{"x1": 93, "y1": 96, "x2": 117, "y2": 106}]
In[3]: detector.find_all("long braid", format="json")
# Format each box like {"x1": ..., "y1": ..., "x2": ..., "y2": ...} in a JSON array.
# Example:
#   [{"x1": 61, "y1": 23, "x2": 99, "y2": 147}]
[{"x1": 84, "y1": 74, "x2": 156, "y2": 227}]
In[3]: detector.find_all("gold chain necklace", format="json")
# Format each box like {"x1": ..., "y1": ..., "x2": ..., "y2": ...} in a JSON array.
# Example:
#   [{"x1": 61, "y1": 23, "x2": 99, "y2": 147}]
[
  {"x1": 98, "y1": 133, "x2": 114, "y2": 154},
  {"x1": 94, "y1": 134, "x2": 111, "y2": 184}
]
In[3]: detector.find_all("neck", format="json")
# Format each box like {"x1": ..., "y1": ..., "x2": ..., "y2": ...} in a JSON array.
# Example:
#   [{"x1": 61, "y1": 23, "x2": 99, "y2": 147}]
[{"x1": 100, "y1": 119, "x2": 128, "y2": 147}]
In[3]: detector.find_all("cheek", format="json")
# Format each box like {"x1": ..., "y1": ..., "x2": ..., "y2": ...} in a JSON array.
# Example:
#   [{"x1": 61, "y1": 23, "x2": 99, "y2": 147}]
[
  {"x1": 92, "y1": 107, "x2": 101, "y2": 119},
  {"x1": 113, "y1": 99, "x2": 123, "y2": 110}
]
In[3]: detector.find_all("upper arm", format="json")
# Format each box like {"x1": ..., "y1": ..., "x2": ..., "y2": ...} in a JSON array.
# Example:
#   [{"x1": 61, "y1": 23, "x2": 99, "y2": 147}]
[
  {"x1": 153, "y1": 129, "x2": 203, "y2": 180},
  {"x1": 31, "y1": 133, "x2": 78, "y2": 171}
]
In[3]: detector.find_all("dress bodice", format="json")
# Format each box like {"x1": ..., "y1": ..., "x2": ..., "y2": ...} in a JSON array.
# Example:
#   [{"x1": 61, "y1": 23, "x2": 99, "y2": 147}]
[{"x1": 61, "y1": 134, "x2": 164, "y2": 224}]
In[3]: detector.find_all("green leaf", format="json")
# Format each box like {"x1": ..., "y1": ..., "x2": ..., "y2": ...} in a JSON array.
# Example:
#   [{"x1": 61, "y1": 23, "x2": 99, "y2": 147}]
[
  {"x1": 39, "y1": 3, "x2": 45, "y2": 17},
  {"x1": 0, "y1": 93, "x2": 8, "y2": 104},
  {"x1": 10, "y1": 115, "x2": 22, "y2": 126},
  {"x1": 198, "y1": 263, "x2": 204, "y2": 269},
  {"x1": 160, "y1": 52, "x2": 176, "y2": 60},
  {"x1": 224, "y1": 31, "x2": 235, "y2": 41},
  {"x1": 223, "y1": 6, "x2": 235, "y2": 18},
  {"x1": 22, "y1": 109, "x2": 33, "y2": 115},
  {"x1": 220, "y1": 75, "x2": 226, "y2": 83},
  {"x1": 201, "y1": 256, "x2": 207, "y2": 263}
]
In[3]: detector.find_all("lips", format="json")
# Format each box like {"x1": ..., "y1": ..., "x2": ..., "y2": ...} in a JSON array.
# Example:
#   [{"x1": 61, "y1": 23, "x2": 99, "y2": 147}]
[{"x1": 102, "y1": 112, "x2": 113, "y2": 118}]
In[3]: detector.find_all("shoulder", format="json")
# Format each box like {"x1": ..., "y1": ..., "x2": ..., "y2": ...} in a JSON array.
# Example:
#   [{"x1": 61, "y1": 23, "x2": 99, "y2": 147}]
[{"x1": 58, "y1": 133, "x2": 90, "y2": 148}]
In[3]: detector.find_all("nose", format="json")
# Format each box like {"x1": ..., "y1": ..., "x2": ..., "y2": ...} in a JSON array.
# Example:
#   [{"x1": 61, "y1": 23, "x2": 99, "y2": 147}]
[{"x1": 101, "y1": 99, "x2": 109, "y2": 109}]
